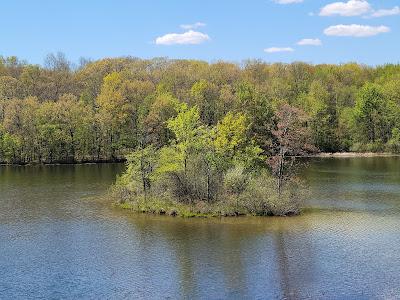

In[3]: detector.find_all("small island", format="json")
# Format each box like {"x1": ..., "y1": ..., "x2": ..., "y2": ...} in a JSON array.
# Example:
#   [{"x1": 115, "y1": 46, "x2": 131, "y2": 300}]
[{"x1": 112, "y1": 103, "x2": 312, "y2": 217}]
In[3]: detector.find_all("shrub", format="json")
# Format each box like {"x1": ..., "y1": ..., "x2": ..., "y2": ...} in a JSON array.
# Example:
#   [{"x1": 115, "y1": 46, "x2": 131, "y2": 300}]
[
  {"x1": 350, "y1": 141, "x2": 385, "y2": 153},
  {"x1": 387, "y1": 128, "x2": 400, "y2": 153},
  {"x1": 223, "y1": 165, "x2": 249, "y2": 195},
  {"x1": 238, "y1": 172, "x2": 303, "y2": 216},
  {"x1": 365, "y1": 140, "x2": 385, "y2": 153}
]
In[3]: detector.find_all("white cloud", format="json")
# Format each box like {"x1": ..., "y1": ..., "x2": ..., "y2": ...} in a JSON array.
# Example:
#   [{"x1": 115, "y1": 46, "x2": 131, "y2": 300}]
[
  {"x1": 324, "y1": 24, "x2": 390, "y2": 37},
  {"x1": 297, "y1": 38, "x2": 322, "y2": 46},
  {"x1": 273, "y1": 0, "x2": 303, "y2": 4},
  {"x1": 320, "y1": 0, "x2": 371, "y2": 16},
  {"x1": 180, "y1": 22, "x2": 206, "y2": 30},
  {"x1": 264, "y1": 47, "x2": 294, "y2": 53},
  {"x1": 370, "y1": 6, "x2": 400, "y2": 18},
  {"x1": 155, "y1": 30, "x2": 210, "y2": 45}
]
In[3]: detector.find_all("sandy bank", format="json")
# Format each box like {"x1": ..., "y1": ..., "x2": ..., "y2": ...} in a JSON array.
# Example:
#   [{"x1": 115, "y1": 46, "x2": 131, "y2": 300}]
[{"x1": 312, "y1": 152, "x2": 399, "y2": 158}]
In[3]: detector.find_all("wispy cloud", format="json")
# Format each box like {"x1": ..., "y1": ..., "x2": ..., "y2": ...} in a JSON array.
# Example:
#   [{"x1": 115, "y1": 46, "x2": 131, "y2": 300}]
[
  {"x1": 324, "y1": 24, "x2": 390, "y2": 37},
  {"x1": 155, "y1": 30, "x2": 210, "y2": 45},
  {"x1": 319, "y1": 0, "x2": 371, "y2": 16},
  {"x1": 180, "y1": 22, "x2": 206, "y2": 30},
  {"x1": 369, "y1": 6, "x2": 400, "y2": 18},
  {"x1": 273, "y1": 0, "x2": 303, "y2": 4},
  {"x1": 264, "y1": 47, "x2": 294, "y2": 53},
  {"x1": 297, "y1": 38, "x2": 322, "y2": 46}
]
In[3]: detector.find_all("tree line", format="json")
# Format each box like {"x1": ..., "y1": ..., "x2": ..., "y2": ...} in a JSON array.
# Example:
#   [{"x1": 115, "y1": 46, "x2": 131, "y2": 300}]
[{"x1": 1, "y1": 53, "x2": 400, "y2": 164}]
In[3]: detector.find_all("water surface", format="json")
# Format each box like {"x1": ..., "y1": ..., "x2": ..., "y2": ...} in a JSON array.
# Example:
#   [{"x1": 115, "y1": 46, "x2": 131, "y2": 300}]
[{"x1": 1, "y1": 159, "x2": 400, "y2": 299}]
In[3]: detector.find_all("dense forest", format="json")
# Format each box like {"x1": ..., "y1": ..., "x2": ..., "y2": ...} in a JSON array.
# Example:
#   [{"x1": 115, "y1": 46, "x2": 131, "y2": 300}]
[{"x1": 1, "y1": 53, "x2": 400, "y2": 164}]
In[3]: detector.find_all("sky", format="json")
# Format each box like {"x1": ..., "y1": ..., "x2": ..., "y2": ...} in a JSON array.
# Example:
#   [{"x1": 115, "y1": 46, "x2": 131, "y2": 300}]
[{"x1": 0, "y1": 0, "x2": 399, "y2": 66}]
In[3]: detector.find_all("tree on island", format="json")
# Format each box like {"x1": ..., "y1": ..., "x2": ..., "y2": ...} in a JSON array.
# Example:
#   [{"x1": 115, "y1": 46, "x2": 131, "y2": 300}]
[
  {"x1": 268, "y1": 104, "x2": 316, "y2": 196},
  {"x1": 113, "y1": 102, "x2": 313, "y2": 217}
]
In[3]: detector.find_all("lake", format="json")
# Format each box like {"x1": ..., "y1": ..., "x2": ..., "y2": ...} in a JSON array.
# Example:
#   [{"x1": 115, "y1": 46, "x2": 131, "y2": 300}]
[{"x1": 1, "y1": 158, "x2": 400, "y2": 299}]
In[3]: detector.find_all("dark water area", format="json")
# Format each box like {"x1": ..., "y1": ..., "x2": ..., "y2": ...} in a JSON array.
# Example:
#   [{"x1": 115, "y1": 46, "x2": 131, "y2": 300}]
[{"x1": 1, "y1": 158, "x2": 400, "y2": 299}]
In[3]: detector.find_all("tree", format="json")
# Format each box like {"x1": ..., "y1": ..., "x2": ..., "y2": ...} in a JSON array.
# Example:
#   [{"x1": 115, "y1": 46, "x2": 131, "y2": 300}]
[
  {"x1": 268, "y1": 104, "x2": 315, "y2": 195},
  {"x1": 167, "y1": 104, "x2": 201, "y2": 174},
  {"x1": 96, "y1": 72, "x2": 133, "y2": 159},
  {"x1": 0, "y1": 76, "x2": 22, "y2": 100},
  {"x1": 301, "y1": 80, "x2": 339, "y2": 152},
  {"x1": 124, "y1": 145, "x2": 157, "y2": 200},
  {"x1": 244, "y1": 90, "x2": 275, "y2": 152},
  {"x1": 0, "y1": 56, "x2": 400, "y2": 165},
  {"x1": 0, "y1": 131, "x2": 21, "y2": 163},
  {"x1": 214, "y1": 112, "x2": 262, "y2": 169},
  {"x1": 55, "y1": 94, "x2": 94, "y2": 161},
  {"x1": 388, "y1": 128, "x2": 400, "y2": 153},
  {"x1": 353, "y1": 83, "x2": 391, "y2": 145},
  {"x1": 190, "y1": 79, "x2": 219, "y2": 125},
  {"x1": 144, "y1": 92, "x2": 181, "y2": 147},
  {"x1": 43, "y1": 52, "x2": 76, "y2": 100},
  {"x1": 162, "y1": 109, "x2": 262, "y2": 203}
]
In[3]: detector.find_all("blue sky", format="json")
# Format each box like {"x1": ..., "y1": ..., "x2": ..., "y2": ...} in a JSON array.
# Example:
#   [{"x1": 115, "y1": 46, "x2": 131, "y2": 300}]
[{"x1": 0, "y1": 0, "x2": 399, "y2": 65}]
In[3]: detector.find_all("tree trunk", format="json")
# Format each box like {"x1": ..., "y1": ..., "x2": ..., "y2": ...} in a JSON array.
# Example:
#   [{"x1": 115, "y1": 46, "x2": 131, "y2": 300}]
[{"x1": 277, "y1": 150, "x2": 284, "y2": 197}]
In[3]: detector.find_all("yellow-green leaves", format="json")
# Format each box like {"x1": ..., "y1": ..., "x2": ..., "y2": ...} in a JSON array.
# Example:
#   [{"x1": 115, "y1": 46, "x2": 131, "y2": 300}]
[
  {"x1": 167, "y1": 105, "x2": 201, "y2": 147},
  {"x1": 214, "y1": 112, "x2": 247, "y2": 157}
]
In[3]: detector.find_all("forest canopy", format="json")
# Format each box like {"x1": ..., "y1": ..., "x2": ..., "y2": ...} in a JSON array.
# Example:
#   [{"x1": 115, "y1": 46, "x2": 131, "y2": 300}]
[{"x1": 1, "y1": 54, "x2": 400, "y2": 164}]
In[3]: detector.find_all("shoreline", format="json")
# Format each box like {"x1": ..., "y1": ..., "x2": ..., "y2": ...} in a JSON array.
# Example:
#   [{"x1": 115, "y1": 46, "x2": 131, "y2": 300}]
[
  {"x1": 1, "y1": 152, "x2": 398, "y2": 166},
  {"x1": 0, "y1": 158, "x2": 126, "y2": 166},
  {"x1": 114, "y1": 201, "x2": 299, "y2": 218},
  {"x1": 114, "y1": 202, "x2": 370, "y2": 220},
  {"x1": 311, "y1": 152, "x2": 399, "y2": 158}
]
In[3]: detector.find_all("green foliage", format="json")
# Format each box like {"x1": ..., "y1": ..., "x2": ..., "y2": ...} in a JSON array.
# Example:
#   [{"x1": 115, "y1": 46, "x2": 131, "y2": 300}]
[
  {"x1": 387, "y1": 128, "x2": 400, "y2": 153},
  {"x1": 223, "y1": 165, "x2": 249, "y2": 195},
  {"x1": 1, "y1": 56, "x2": 400, "y2": 164},
  {"x1": 0, "y1": 130, "x2": 21, "y2": 163},
  {"x1": 238, "y1": 172, "x2": 304, "y2": 216},
  {"x1": 353, "y1": 83, "x2": 394, "y2": 145},
  {"x1": 214, "y1": 112, "x2": 263, "y2": 170},
  {"x1": 0, "y1": 76, "x2": 22, "y2": 99},
  {"x1": 167, "y1": 104, "x2": 201, "y2": 152},
  {"x1": 119, "y1": 108, "x2": 272, "y2": 213},
  {"x1": 214, "y1": 112, "x2": 247, "y2": 156},
  {"x1": 144, "y1": 92, "x2": 181, "y2": 147},
  {"x1": 190, "y1": 79, "x2": 218, "y2": 125},
  {"x1": 302, "y1": 80, "x2": 339, "y2": 151},
  {"x1": 125, "y1": 145, "x2": 157, "y2": 195}
]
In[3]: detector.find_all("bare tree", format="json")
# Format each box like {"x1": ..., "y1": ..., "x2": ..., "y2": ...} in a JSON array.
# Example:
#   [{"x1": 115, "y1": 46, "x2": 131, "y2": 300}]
[{"x1": 44, "y1": 52, "x2": 71, "y2": 72}]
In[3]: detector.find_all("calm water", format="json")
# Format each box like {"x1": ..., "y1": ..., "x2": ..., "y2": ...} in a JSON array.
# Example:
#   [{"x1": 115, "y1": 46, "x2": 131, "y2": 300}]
[{"x1": 1, "y1": 159, "x2": 400, "y2": 299}]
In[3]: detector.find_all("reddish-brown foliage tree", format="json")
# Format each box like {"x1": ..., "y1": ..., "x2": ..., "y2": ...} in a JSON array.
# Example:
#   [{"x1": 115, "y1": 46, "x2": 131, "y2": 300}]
[{"x1": 268, "y1": 104, "x2": 317, "y2": 195}]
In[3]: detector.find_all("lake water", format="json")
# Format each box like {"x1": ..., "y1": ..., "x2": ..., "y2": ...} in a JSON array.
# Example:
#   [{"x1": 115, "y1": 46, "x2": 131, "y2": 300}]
[{"x1": 1, "y1": 158, "x2": 400, "y2": 299}]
